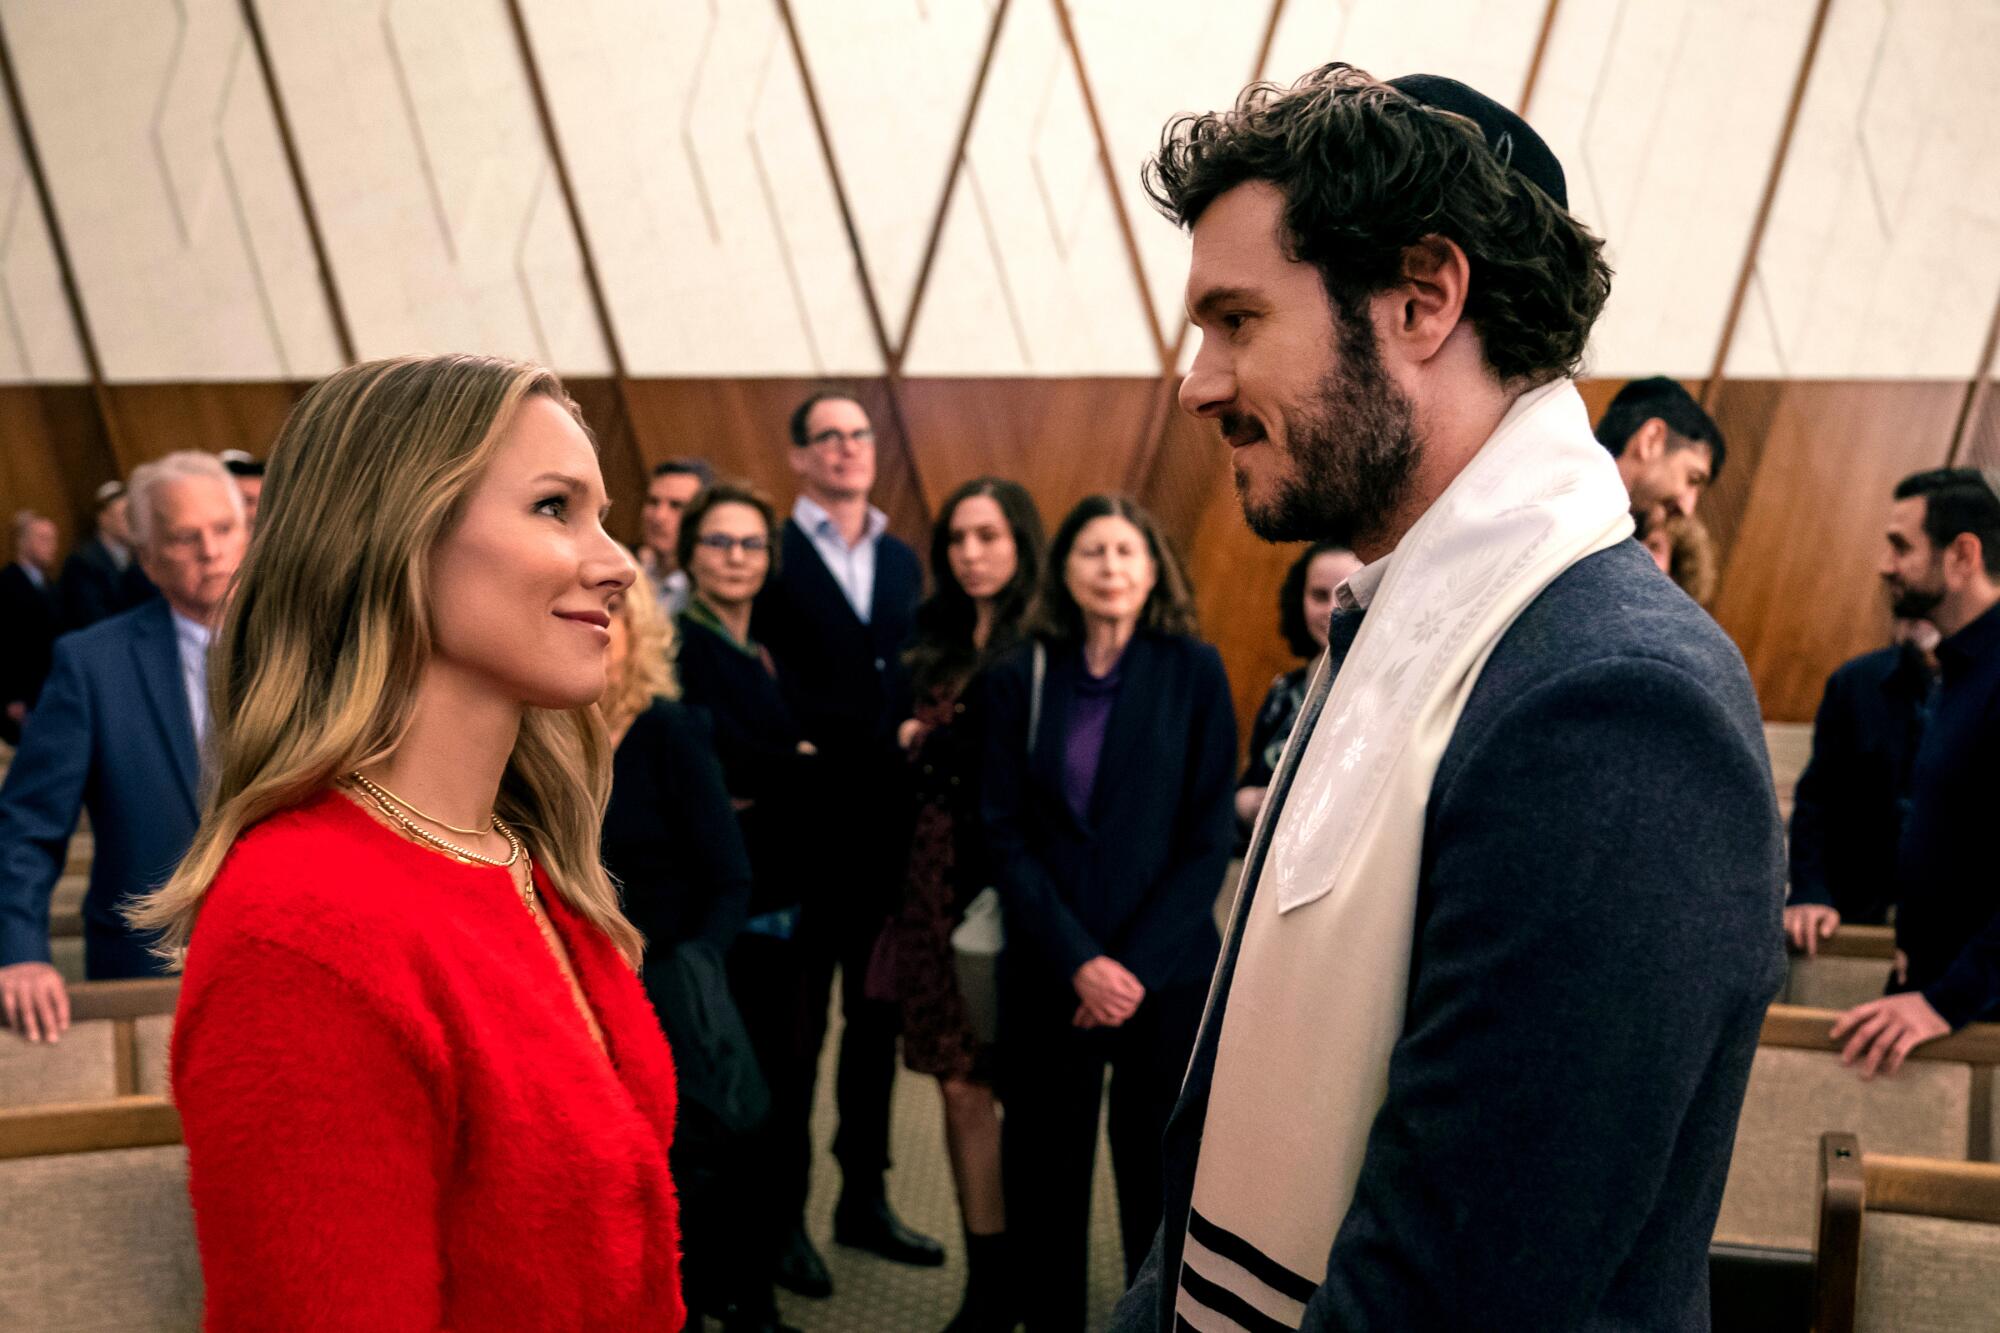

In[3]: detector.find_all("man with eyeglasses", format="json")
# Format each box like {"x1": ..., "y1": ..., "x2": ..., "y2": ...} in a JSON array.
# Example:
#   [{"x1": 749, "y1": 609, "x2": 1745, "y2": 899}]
[{"x1": 750, "y1": 390, "x2": 939, "y2": 1296}]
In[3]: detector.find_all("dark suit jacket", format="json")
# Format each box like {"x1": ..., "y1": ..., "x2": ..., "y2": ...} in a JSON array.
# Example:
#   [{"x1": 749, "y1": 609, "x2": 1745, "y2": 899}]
[
  {"x1": 603, "y1": 699, "x2": 752, "y2": 954},
  {"x1": 749, "y1": 518, "x2": 923, "y2": 918},
  {"x1": 979, "y1": 631, "x2": 1238, "y2": 1004},
  {"x1": 751, "y1": 518, "x2": 922, "y2": 763},
  {"x1": 1114, "y1": 542, "x2": 1784, "y2": 1332},
  {"x1": 0, "y1": 562, "x2": 61, "y2": 728},
  {"x1": 674, "y1": 615, "x2": 819, "y2": 918},
  {"x1": 59, "y1": 537, "x2": 155, "y2": 631},
  {"x1": 0, "y1": 599, "x2": 200, "y2": 978},
  {"x1": 1788, "y1": 643, "x2": 1934, "y2": 923}
]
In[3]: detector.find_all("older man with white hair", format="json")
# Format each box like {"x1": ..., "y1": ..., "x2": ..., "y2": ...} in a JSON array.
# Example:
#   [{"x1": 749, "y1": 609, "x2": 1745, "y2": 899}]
[{"x1": 0, "y1": 451, "x2": 246, "y2": 1038}]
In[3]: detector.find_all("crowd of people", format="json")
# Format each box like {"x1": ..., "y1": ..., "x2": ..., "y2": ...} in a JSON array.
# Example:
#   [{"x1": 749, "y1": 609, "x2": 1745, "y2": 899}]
[{"x1": 0, "y1": 59, "x2": 1996, "y2": 1333}]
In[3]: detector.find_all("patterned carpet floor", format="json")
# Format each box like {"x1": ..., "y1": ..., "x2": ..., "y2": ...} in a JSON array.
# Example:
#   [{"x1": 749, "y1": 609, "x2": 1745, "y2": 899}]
[{"x1": 772, "y1": 1000, "x2": 1130, "y2": 1333}]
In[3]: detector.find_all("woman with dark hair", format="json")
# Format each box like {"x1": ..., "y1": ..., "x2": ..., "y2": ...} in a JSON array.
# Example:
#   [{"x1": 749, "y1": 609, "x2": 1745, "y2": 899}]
[
  {"x1": 876, "y1": 477, "x2": 1043, "y2": 1333},
  {"x1": 979, "y1": 494, "x2": 1236, "y2": 1332},
  {"x1": 671, "y1": 480, "x2": 825, "y2": 1324},
  {"x1": 1235, "y1": 542, "x2": 1361, "y2": 833}
]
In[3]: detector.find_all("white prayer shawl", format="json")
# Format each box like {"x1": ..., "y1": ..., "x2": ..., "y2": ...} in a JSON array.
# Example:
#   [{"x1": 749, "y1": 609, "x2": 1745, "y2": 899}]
[{"x1": 1178, "y1": 380, "x2": 1634, "y2": 1332}]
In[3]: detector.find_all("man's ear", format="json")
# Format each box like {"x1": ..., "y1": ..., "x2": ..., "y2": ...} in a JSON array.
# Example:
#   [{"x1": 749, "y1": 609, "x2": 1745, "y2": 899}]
[
  {"x1": 1942, "y1": 532, "x2": 1988, "y2": 589},
  {"x1": 786, "y1": 448, "x2": 807, "y2": 480},
  {"x1": 1629, "y1": 418, "x2": 1669, "y2": 464},
  {"x1": 1385, "y1": 235, "x2": 1470, "y2": 363}
]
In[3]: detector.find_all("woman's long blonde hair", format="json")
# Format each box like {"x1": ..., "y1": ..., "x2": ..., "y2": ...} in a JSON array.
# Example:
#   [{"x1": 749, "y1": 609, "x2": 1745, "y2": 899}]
[{"x1": 127, "y1": 354, "x2": 643, "y2": 965}]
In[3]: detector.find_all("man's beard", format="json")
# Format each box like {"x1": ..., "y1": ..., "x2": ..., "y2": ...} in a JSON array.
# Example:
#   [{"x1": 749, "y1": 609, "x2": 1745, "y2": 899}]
[
  {"x1": 1229, "y1": 310, "x2": 1420, "y2": 546},
  {"x1": 1889, "y1": 575, "x2": 1944, "y2": 623}
]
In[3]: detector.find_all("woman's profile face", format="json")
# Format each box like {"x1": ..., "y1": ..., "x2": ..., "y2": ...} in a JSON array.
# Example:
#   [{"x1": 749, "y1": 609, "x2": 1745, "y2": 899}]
[
  {"x1": 687, "y1": 501, "x2": 772, "y2": 609},
  {"x1": 428, "y1": 394, "x2": 636, "y2": 711},
  {"x1": 946, "y1": 494, "x2": 1018, "y2": 602},
  {"x1": 1066, "y1": 514, "x2": 1156, "y2": 628},
  {"x1": 1302, "y1": 548, "x2": 1362, "y2": 651}
]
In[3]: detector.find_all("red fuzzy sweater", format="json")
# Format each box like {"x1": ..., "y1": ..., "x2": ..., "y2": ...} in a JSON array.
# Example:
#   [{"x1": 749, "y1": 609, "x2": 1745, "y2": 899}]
[{"x1": 173, "y1": 791, "x2": 685, "y2": 1330}]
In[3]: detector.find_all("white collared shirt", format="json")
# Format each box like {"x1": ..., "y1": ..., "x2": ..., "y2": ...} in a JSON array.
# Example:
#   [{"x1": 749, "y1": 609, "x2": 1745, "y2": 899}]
[
  {"x1": 1335, "y1": 553, "x2": 1392, "y2": 612},
  {"x1": 170, "y1": 608, "x2": 213, "y2": 751},
  {"x1": 793, "y1": 494, "x2": 888, "y2": 623}
]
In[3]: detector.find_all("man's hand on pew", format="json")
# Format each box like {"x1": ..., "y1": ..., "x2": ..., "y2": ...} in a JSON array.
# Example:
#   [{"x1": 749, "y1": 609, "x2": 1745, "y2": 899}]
[
  {"x1": 1830, "y1": 992, "x2": 1948, "y2": 1080},
  {"x1": 0, "y1": 961, "x2": 71, "y2": 1044},
  {"x1": 1784, "y1": 903, "x2": 1841, "y2": 956}
]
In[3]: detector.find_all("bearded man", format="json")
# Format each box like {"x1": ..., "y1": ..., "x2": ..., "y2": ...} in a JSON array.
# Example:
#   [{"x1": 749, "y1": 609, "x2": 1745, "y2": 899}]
[
  {"x1": 1110, "y1": 66, "x2": 1784, "y2": 1332},
  {"x1": 1824, "y1": 468, "x2": 2000, "y2": 1080}
]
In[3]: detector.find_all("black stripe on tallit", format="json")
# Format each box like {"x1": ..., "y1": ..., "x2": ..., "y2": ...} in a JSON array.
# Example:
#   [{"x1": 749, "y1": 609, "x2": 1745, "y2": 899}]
[
  {"x1": 1187, "y1": 1208, "x2": 1319, "y2": 1304},
  {"x1": 1179, "y1": 1259, "x2": 1299, "y2": 1333}
]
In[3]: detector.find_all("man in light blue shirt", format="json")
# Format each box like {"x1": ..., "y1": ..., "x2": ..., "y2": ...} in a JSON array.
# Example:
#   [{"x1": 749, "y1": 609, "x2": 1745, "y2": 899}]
[{"x1": 750, "y1": 390, "x2": 937, "y2": 1296}]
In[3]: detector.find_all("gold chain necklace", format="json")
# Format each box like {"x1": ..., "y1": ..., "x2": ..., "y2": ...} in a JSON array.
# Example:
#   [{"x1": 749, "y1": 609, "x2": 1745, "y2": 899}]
[
  {"x1": 347, "y1": 774, "x2": 536, "y2": 914},
  {"x1": 348, "y1": 771, "x2": 492, "y2": 836}
]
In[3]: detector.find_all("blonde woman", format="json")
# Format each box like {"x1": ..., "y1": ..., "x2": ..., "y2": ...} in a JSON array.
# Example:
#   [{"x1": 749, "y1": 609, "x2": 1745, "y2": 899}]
[
  {"x1": 129, "y1": 355, "x2": 686, "y2": 1329},
  {"x1": 599, "y1": 570, "x2": 768, "y2": 1330}
]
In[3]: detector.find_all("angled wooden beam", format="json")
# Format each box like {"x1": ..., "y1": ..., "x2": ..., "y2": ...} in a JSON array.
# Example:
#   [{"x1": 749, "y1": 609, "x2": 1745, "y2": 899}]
[
  {"x1": 1516, "y1": 0, "x2": 1563, "y2": 116},
  {"x1": 503, "y1": 0, "x2": 634, "y2": 381},
  {"x1": 1050, "y1": 0, "x2": 1170, "y2": 374},
  {"x1": 503, "y1": 0, "x2": 656, "y2": 543},
  {"x1": 1126, "y1": 0, "x2": 1289, "y2": 495},
  {"x1": 0, "y1": 10, "x2": 125, "y2": 464},
  {"x1": 895, "y1": 0, "x2": 1011, "y2": 369},
  {"x1": 240, "y1": 0, "x2": 357, "y2": 364},
  {"x1": 1702, "y1": 0, "x2": 1834, "y2": 413},
  {"x1": 1946, "y1": 284, "x2": 2000, "y2": 466},
  {"x1": 774, "y1": 0, "x2": 930, "y2": 524},
  {"x1": 772, "y1": 0, "x2": 901, "y2": 377}
]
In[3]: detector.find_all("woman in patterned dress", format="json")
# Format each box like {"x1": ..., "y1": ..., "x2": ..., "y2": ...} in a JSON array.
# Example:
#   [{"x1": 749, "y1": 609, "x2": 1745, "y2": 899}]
[{"x1": 881, "y1": 477, "x2": 1044, "y2": 1333}]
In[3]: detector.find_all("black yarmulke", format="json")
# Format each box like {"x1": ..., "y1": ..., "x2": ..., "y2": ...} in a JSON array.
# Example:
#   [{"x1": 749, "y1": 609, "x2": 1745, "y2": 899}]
[{"x1": 1387, "y1": 73, "x2": 1568, "y2": 209}]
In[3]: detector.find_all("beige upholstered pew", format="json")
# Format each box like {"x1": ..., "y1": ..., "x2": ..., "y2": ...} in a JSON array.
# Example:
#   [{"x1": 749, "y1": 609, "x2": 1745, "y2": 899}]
[
  {"x1": 0, "y1": 1096, "x2": 200, "y2": 1330},
  {"x1": 1813, "y1": 1132, "x2": 2000, "y2": 1333},
  {"x1": 1783, "y1": 926, "x2": 1898, "y2": 1012},
  {"x1": 1763, "y1": 722, "x2": 1813, "y2": 823},
  {"x1": 1714, "y1": 1006, "x2": 2000, "y2": 1252},
  {"x1": 0, "y1": 978, "x2": 178, "y2": 1109}
]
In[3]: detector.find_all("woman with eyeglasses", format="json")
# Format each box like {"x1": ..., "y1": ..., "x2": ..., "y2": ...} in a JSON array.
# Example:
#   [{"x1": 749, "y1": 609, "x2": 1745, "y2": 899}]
[{"x1": 671, "y1": 480, "x2": 823, "y2": 1324}]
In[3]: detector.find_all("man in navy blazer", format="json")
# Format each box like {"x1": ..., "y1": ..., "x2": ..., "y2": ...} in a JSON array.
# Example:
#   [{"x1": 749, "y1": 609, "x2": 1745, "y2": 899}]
[
  {"x1": 748, "y1": 390, "x2": 939, "y2": 1291},
  {"x1": 0, "y1": 450, "x2": 246, "y2": 1041}
]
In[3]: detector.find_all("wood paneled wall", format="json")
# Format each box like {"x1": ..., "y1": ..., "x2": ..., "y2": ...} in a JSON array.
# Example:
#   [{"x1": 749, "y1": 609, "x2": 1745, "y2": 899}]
[{"x1": 7, "y1": 373, "x2": 1990, "y2": 735}]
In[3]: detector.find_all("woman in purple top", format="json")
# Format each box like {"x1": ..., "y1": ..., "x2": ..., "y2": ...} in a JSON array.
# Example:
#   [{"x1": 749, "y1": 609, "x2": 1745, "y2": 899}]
[{"x1": 978, "y1": 495, "x2": 1237, "y2": 1332}]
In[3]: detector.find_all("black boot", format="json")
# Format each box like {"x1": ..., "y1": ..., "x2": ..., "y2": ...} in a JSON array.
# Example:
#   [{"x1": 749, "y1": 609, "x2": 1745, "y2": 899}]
[
  {"x1": 833, "y1": 1190, "x2": 946, "y2": 1267},
  {"x1": 941, "y1": 1229, "x2": 1017, "y2": 1333},
  {"x1": 773, "y1": 1223, "x2": 833, "y2": 1299}
]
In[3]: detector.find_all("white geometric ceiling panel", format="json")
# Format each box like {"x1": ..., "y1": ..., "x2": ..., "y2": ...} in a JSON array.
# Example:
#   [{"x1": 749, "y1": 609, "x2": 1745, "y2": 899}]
[
  {"x1": 0, "y1": 89, "x2": 87, "y2": 382},
  {"x1": 900, "y1": 0, "x2": 1159, "y2": 376},
  {"x1": 517, "y1": 0, "x2": 881, "y2": 376},
  {"x1": 0, "y1": 0, "x2": 342, "y2": 380},
  {"x1": 1528, "y1": 0, "x2": 1820, "y2": 380},
  {"x1": 1265, "y1": 0, "x2": 1546, "y2": 105},
  {"x1": 255, "y1": 0, "x2": 610, "y2": 373},
  {"x1": 1065, "y1": 0, "x2": 1272, "y2": 342},
  {"x1": 788, "y1": 0, "x2": 997, "y2": 354},
  {"x1": 1729, "y1": 0, "x2": 2000, "y2": 379}
]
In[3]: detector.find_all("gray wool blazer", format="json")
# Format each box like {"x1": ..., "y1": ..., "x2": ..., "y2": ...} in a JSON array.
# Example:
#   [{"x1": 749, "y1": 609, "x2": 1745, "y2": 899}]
[{"x1": 1114, "y1": 539, "x2": 1786, "y2": 1333}]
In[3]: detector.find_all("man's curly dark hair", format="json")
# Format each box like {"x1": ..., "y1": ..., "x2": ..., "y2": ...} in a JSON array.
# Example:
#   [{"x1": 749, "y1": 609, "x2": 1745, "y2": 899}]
[{"x1": 1144, "y1": 64, "x2": 1612, "y2": 385}]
